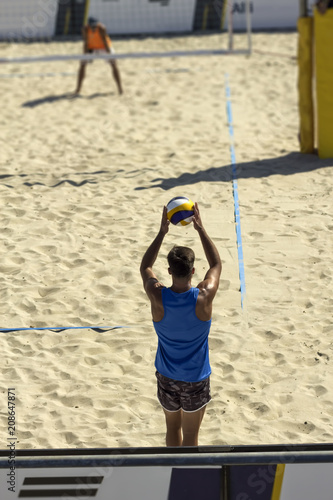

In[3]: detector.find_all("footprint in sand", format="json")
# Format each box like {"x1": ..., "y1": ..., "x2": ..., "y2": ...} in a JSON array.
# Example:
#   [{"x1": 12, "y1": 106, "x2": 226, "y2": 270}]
[
  {"x1": 249, "y1": 232, "x2": 264, "y2": 239},
  {"x1": 38, "y1": 287, "x2": 61, "y2": 298},
  {"x1": 306, "y1": 384, "x2": 328, "y2": 397}
]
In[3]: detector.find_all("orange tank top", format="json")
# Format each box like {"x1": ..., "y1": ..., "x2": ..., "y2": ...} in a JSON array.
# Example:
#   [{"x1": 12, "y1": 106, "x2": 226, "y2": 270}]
[{"x1": 86, "y1": 26, "x2": 111, "y2": 51}]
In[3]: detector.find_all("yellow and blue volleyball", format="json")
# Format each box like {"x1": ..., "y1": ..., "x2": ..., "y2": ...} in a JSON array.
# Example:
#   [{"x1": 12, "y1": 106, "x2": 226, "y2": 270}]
[{"x1": 166, "y1": 196, "x2": 194, "y2": 226}]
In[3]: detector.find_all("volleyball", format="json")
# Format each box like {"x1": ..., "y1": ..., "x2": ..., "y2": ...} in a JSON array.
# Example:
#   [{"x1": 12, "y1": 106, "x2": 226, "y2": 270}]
[{"x1": 166, "y1": 196, "x2": 194, "y2": 226}]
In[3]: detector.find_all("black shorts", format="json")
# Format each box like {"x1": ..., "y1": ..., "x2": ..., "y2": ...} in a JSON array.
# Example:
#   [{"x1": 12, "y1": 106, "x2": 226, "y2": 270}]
[{"x1": 156, "y1": 371, "x2": 211, "y2": 413}]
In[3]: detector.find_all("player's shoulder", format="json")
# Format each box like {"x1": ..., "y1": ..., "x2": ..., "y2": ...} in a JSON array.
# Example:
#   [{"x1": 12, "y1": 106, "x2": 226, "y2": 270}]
[
  {"x1": 196, "y1": 279, "x2": 219, "y2": 298},
  {"x1": 196, "y1": 280, "x2": 209, "y2": 292},
  {"x1": 196, "y1": 284, "x2": 209, "y2": 299},
  {"x1": 146, "y1": 279, "x2": 165, "y2": 302},
  {"x1": 144, "y1": 277, "x2": 163, "y2": 291}
]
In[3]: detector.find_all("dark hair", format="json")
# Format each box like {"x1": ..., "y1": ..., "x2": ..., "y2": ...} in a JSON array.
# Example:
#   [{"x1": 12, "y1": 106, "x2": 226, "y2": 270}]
[
  {"x1": 167, "y1": 246, "x2": 195, "y2": 278},
  {"x1": 88, "y1": 17, "x2": 98, "y2": 27}
]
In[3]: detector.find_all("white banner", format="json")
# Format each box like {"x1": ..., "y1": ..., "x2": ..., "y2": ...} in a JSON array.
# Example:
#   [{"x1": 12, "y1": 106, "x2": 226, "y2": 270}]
[
  {"x1": 0, "y1": 0, "x2": 58, "y2": 39},
  {"x1": 2, "y1": 462, "x2": 333, "y2": 500},
  {"x1": 0, "y1": 466, "x2": 173, "y2": 500},
  {"x1": 228, "y1": 0, "x2": 300, "y2": 30},
  {"x1": 88, "y1": 0, "x2": 197, "y2": 35}
]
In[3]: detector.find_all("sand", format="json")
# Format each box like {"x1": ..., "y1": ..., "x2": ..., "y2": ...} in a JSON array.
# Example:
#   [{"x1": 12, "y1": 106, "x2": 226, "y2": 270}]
[{"x1": 0, "y1": 32, "x2": 332, "y2": 450}]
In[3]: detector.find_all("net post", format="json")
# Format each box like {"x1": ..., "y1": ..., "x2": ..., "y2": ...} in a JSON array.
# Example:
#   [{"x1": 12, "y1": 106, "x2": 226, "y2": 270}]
[
  {"x1": 228, "y1": 1, "x2": 234, "y2": 51},
  {"x1": 299, "y1": 0, "x2": 308, "y2": 17},
  {"x1": 245, "y1": 0, "x2": 252, "y2": 54},
  {"x1": 83, "y1": 0, "x2": 91, "y2": 26}
]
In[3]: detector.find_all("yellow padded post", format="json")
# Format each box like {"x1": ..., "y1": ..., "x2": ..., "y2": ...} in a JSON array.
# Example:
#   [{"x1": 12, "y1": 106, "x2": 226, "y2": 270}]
[{"x1": 314, "y1": 9, "x2": 333, "y2": 158}]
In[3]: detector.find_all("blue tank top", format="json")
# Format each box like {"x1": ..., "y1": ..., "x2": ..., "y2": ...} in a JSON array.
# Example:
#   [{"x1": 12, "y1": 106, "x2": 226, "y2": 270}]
[{"x1": 153, "y1": 287, "x2": 212, "y2": 383}]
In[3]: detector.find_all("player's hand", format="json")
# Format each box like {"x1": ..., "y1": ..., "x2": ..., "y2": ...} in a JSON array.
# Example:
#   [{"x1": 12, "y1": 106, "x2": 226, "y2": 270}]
[
  {"x1": 192, "y1": 202, "x2": 204, "y2": 231},
  {"x1": 160, "y1": 206, "x2": 170, "y2": 235}
]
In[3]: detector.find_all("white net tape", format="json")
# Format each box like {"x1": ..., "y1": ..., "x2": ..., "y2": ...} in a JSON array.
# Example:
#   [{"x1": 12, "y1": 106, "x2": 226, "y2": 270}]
[{"x1": 0, "y1": 48, "x2": 250, "y2": 65}]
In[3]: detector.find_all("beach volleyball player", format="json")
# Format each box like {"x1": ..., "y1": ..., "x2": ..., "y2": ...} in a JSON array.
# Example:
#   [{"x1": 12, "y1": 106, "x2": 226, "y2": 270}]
[
  {"x1": 140, "y1": 203, "x2": 221, "y2": 446},
  {"x1": 74, "y1": 17, "x2": 123, "y2": 95}
]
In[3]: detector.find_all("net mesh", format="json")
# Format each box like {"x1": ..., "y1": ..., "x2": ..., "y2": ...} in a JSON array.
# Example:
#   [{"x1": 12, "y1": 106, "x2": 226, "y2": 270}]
[
  {"x1": 0, "y1": 1, "x2": 251, "y2": 66},
  {"x1": 0, "y1": 0, "x2": 230, "y2": 40}
]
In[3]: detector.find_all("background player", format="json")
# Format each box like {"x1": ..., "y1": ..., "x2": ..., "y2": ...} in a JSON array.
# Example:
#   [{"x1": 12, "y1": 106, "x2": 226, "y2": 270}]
[{"x1": 74, "y1": 17, "x2": 123, "y2": 95}]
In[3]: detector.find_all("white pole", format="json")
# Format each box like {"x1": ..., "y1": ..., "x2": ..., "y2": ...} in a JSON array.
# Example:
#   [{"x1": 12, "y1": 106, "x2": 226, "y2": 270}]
[
  {"x1": 245, "y1": 0, "x2": 252, "y2": 54},
  {"x1": 228, "y1": 0, "x2": 234, "y2": 51}
]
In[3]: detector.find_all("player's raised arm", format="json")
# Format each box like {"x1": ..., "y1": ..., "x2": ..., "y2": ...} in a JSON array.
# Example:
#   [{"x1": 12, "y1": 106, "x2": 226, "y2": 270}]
[
  {"x1": 140, "y1": 206, "x2": 169, "y2": 293},
  {"x1": 193, "y1": 202, "x2": 222, "y2": 294}
]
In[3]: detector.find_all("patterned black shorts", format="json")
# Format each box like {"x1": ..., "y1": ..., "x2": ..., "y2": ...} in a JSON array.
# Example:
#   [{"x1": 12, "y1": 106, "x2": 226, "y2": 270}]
[{"x1": 156, "y1": 371, "x2": 211, "y2": 413}]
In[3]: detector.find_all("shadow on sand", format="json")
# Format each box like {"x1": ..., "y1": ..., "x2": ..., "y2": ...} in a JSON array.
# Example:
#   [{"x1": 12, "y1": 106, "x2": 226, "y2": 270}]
[
  {"x1": 22, "y1": 92, "x2": 114, "y2": 108},
  {"x1": 0, "y1": 171, "x2": 109, "y2": 189},
  {"x1": 135, "y1": 152, "x2": 333, "y2": 191}
]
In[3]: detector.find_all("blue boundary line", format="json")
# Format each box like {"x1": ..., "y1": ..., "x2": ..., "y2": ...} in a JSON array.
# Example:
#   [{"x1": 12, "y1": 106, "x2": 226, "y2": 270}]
[
  {"x1": 225, "y1": 74, "x2": 246, "y2": 308},
  {"x1": 0, "y1": 326, "x2": 131, "y2": 333}
]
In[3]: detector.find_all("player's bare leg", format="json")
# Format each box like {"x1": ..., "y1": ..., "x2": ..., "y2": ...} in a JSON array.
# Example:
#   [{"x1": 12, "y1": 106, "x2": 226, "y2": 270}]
[
  {"x1": 74, "y1": 62, "x2": 87, "y2": 95},
  {"x1": 163, "y1": 408, "x2": 182, "y2": 447},
  {"x1": 182, "y1": 406, "x2": 206, "y2": 446},
  {"x1": 110, "y1": 61, "x2": 123, "y2": 95}
]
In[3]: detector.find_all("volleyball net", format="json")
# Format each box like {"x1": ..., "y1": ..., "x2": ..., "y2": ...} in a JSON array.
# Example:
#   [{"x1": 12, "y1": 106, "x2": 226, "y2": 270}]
[{"x1": 0, "y1": 0, "x2": 252, "y2": 66}]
